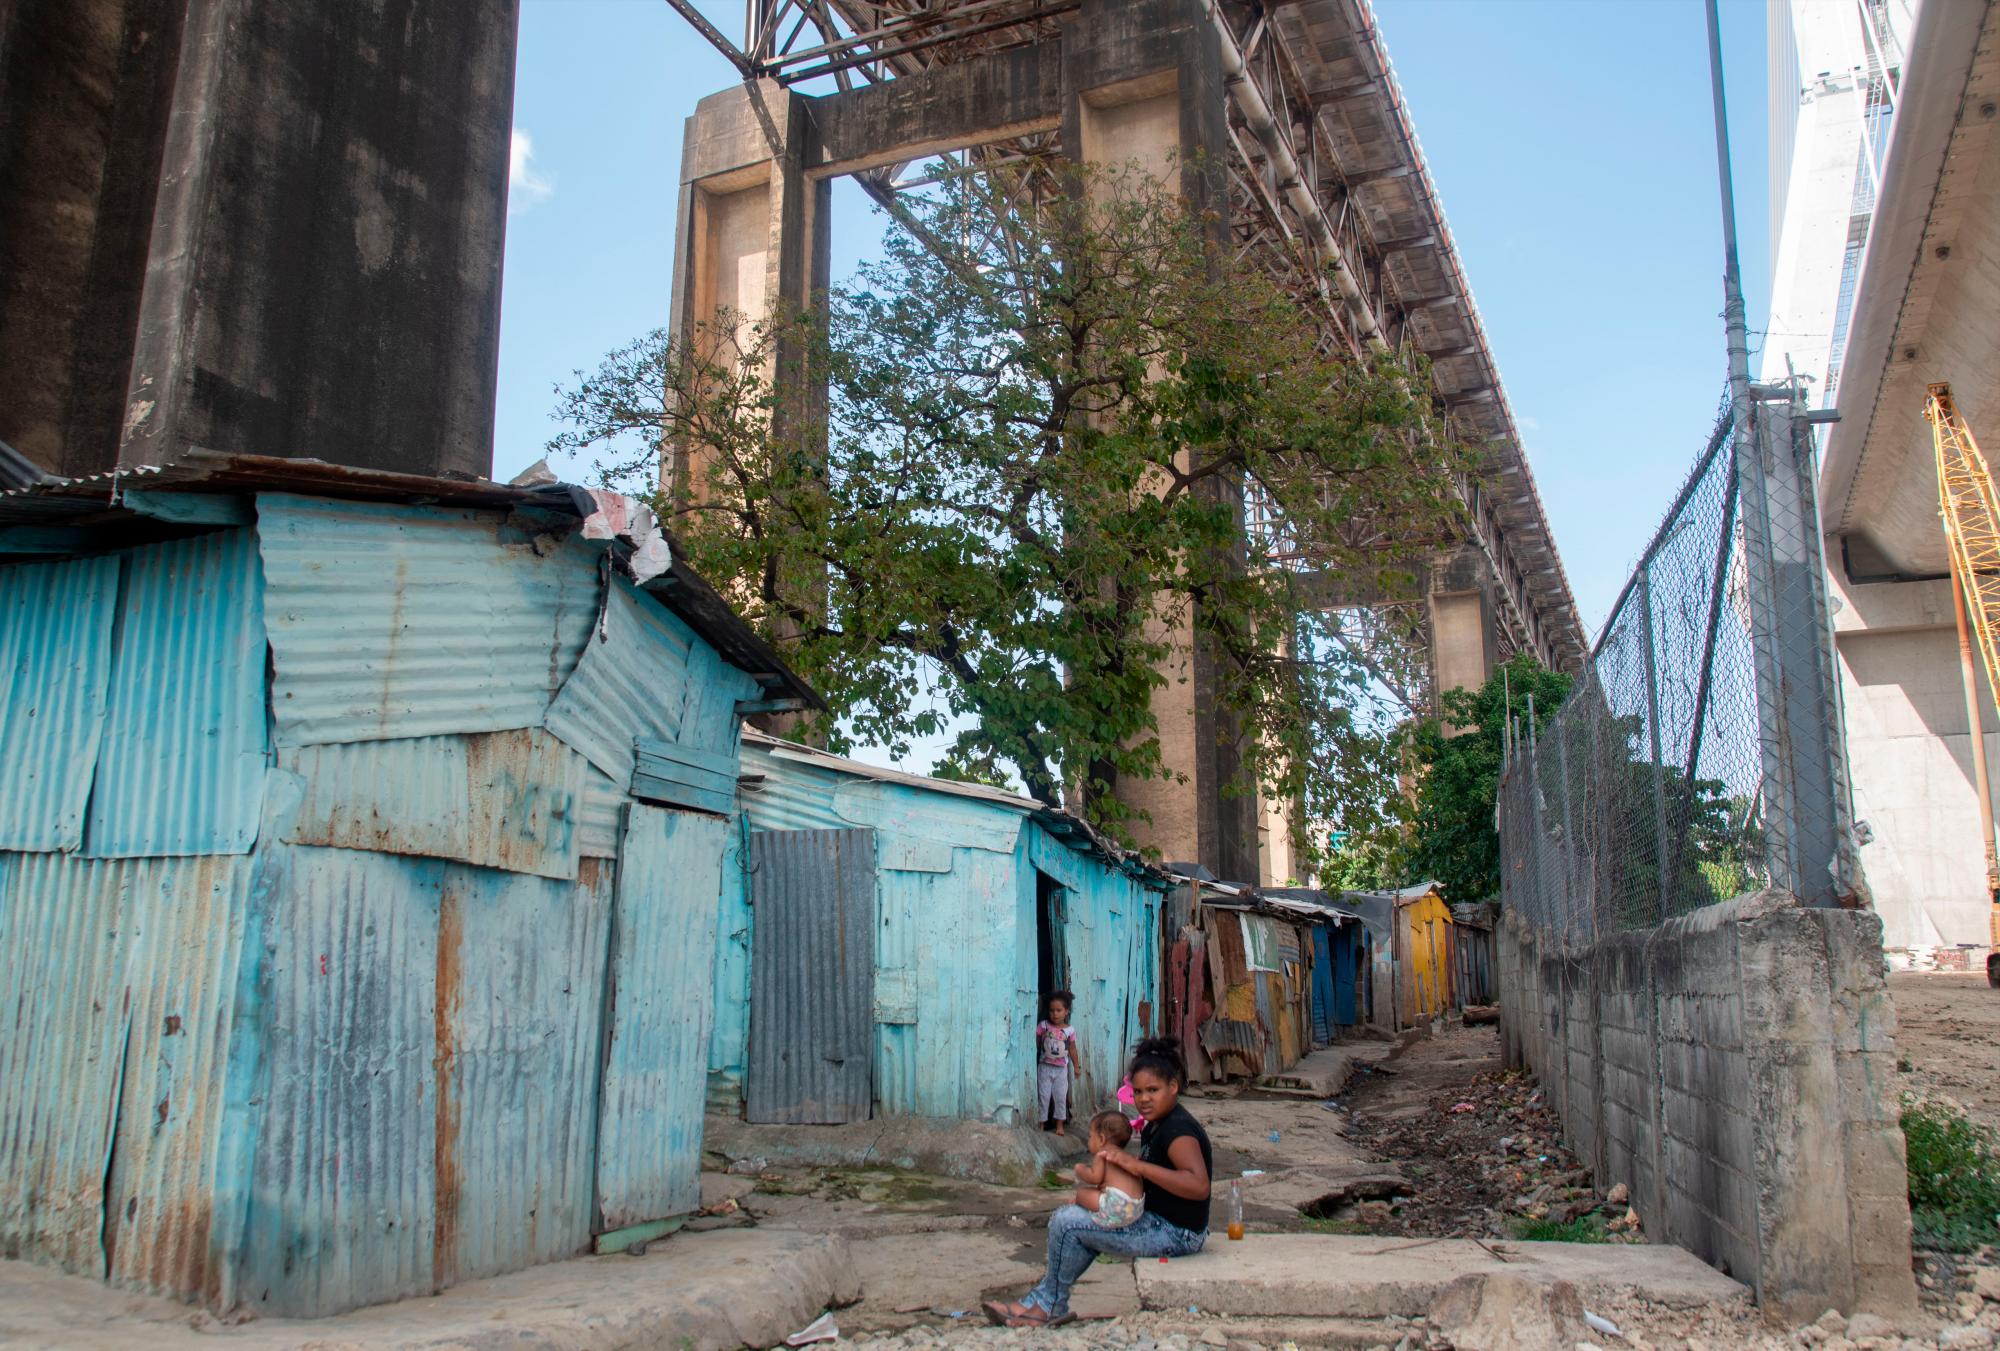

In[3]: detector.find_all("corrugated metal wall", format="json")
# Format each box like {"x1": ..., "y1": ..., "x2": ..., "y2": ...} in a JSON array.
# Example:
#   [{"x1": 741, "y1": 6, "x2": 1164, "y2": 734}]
[
  {"x1": 86, "y1": 529, "x2": 268, "y2": 857},
  {"x1": 281, "y1": 729, "x2": 586, "y2": 881},
  {"x1": 874, "y1": 847, "x2": 1025, "y2": 1121},
  {"x1": 707, "y1": 819, "x2": 753, "y2": 1112},
  {"x1": 0, "y1": 852, "x2": 143, "y2": 1274},
  {"x1": 104, "y1": 854, "x2": 260, "y2": 1301},
  {"x1": 434, "y1": 858, "x2": 612, "y2": 1288},
  {"x1": 256, "y1": 495, "x2": 599, "y2": 746},
  {"x1": 724, "y1": 743, "x2": 1163, "y2": 1128},
  {"x1": 596, "y1": 807, "x2": 730, "y2": 1228},
  {"x1": 747, "y1": 829, "x2": 876, "y2": 1125},
  {"x1": 1, "y1": 492, "x2": 767, "y2": 1317},
  {"x1": 237, "y1": 843, "x2": 441, "y2": 1315},
  {"x1": 1025, "y1": 825, "x2": 1163, "y2": 1117},
  {"x1": 0, "y1": 554, "x2": 117, "y2": 850}
]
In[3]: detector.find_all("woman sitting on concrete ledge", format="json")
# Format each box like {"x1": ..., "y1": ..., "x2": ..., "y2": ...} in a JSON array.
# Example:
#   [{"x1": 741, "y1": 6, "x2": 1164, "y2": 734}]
[{"x1": 983, "y1": 1037, "x2": 1213, "y2": 1328}]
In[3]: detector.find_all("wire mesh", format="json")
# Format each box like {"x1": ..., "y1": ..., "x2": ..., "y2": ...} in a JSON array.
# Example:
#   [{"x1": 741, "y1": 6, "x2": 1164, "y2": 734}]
[{"x1": 1500, "y1": 401, "x2": 1780, "y2": 941}]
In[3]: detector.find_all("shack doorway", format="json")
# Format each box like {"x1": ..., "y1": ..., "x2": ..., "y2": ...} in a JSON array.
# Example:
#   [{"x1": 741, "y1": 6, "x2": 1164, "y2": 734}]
[
  {"x1": 746, "y1": 828, "x2": 877, "y2": 1124},
  {"x1": 1036, "y1": 871, "x2": 1069, "y2": 1007}
]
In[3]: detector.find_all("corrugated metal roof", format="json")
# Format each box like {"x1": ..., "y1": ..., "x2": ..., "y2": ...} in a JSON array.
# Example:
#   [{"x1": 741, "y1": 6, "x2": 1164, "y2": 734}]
[
  {"x1": 239, "y1": 843, "x2": 440, "y2": 1316},
  {"x1": 0, "y1": 553, "x2": 117, "y2": 850},
  {"x1": 280, "y1": 729, "x2": 585, "y2": 881},
  {"x1": 543, "y1": 577, "x2": 694, "y2": 786},
  {"x1": 85, "y1": 529, "x2": 268, "y2": 857},
  {"x1": 739, "y1": 740, "x2": 1025, "y2": 853},
  {"x1": 434, "y1": 856, "x2": 611, "y2": 1286},
  {"x1": 0, "y1": 452, "x2": 820, "y2": 709},
  {"x1": 746, "y1": 829, "x2": 876, "y2": 1124},
  {"x1": 596, "y1": 807, "x2": 731, "y2": 1228},
  {"x1": 256, "y1": 494, "x2": 600, "y2": 747},
  {"x1": 742, "y1": 730, "x2": 1039, "y2": 811}
]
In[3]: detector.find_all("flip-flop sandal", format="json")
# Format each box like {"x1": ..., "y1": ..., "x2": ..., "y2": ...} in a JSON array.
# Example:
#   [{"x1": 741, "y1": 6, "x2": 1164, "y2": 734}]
[
  {"x1": 1004, "y1": 1309, "x2": 1076, "y2": 1329},
  {"x1": 981, "y1": 1300, "x2": 1023, "y2": 1326}
]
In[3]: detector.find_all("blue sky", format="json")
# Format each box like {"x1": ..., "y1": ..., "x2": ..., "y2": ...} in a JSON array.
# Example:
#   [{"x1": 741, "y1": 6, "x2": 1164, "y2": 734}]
[{"x1": 495, "y1": 0, "x2": 1771, "y2": 642}]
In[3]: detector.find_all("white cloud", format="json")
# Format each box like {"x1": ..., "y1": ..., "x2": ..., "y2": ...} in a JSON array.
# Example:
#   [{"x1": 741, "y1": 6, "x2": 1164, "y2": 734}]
[{"x1": 509, "y1": 129, "x2": 554, "y2": 214}]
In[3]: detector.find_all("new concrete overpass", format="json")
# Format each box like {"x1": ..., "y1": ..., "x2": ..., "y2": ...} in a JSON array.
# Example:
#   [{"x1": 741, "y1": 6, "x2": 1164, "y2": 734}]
[{"x1": 1813, "y1": 0, "x2": 2000, "y2": 957}]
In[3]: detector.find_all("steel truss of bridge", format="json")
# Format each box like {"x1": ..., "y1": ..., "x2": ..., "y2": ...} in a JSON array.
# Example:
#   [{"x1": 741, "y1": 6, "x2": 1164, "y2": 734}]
[{"x1": 667, "y1": 0, "x2": 1587, "y2": 678}]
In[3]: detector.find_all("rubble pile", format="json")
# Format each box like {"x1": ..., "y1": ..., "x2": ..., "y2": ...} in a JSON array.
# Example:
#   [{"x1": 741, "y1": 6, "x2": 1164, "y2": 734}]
[{"x1": 1340, "y1": 1066, "x2": 1638, "y2": 1242}]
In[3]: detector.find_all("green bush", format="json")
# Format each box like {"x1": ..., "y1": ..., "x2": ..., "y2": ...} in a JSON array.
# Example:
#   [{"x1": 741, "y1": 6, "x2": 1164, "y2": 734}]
[
  {"x1": 1510, "y1": 1214, "x2": 1608, "y2": 1243},
  {"x1": 1902, "y1": 1095, "x2": 2000, "y2": 1252}
]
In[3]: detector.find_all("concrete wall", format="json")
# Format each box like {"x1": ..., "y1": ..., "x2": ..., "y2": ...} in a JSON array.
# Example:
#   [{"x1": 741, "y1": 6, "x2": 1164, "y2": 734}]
[
  {"x1": 1497, "y1": 897, "x2": 1916, "y2": 1321},
  {"x1": 1833, "y1": 569, "x2": 2000, "y2": 960}
]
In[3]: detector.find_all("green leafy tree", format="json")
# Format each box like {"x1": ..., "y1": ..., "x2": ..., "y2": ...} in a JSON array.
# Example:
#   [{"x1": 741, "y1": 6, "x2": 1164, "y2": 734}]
[
  {"x1": 1403, "y1": 654, "x2": 1572, "y2": 903},
  {"x1": 549, "y1": 164, "x2": 1467, "y2": 872}
]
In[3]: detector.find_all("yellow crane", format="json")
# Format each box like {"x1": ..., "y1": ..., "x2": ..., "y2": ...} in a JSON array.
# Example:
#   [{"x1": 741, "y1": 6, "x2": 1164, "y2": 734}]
[{"x1": 1924, "y1": 384, "x2": 2000, "y2": 966}]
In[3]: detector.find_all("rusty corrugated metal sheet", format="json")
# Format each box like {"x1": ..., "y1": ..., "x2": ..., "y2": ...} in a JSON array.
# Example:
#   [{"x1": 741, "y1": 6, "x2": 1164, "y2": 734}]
[
  {"x1": 543, "y1": 578, "x2": 695, "y2": 786},
  {"x1": 85, "y1": 529, "x2": 268, "y2": 857},
  {"x1": 434, "y1": 857, "x2": 612, "y2": 1285},
  {"x1": 596, "y1": 807, "x2": 730, "y2": 1228},
  {"x1": 578, "y1": 766, "x2": 625, "y2": 859},
  {"x1": 747, "y1": 829, "x2": 876, "y2": 1124},
  {"x1": 280, "y1": 728, "x2": 585, "y2": 880},
  {"x1": 104, "y1": 853, "x2": 257, "y2": 1301},
  {"x1": 0, "y1": 553, "x2": 118, "y2": 850},
  {"x1": 0, "y1": 851, "x2": 133, "y2": 1273},
  {"x1": 238, "y1": 842, "x2": 439, "y2": 1316},
  {"x1": 255, "y1": 494, "x2": 600, "y2": 747},
  {"x1": 0, "y1": 850, "x2": 256, "y2": 1298},
  {"x1": 237, "y1": 842, "x2": 617, "y2": 1316}
]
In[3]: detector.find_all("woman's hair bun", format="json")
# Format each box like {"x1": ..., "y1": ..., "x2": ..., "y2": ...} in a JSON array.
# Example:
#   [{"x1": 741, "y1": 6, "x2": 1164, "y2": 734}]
[{"x1": 1128, "y1": 1036, "x2": 1187, "y2": 1084}]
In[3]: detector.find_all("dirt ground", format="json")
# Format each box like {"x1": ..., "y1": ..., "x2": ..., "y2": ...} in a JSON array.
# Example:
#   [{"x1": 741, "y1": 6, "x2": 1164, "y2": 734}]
[
  {"x1": 709, "y1": 993, "x2": 2000, "y2": 1350},
  {"x1": 1890, "y1": 972, "x2": 2000, "y2": 1129}
]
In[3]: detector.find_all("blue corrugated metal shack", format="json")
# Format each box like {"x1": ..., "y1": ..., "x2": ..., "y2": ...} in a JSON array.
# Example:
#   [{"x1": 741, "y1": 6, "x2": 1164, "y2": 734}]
[
  {"x1": 0, "y1": 455, "x2": 818, "y2": 1318},
  {"x1": 707, "y1": 733, "x2": 1171, "y2": 1126}
]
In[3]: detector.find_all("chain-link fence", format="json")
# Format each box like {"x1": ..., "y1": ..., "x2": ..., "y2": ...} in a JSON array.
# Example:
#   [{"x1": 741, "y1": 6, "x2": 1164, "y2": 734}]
[{"x1": 1499, "y1": 389, "x2": 1852, "y2": 942}]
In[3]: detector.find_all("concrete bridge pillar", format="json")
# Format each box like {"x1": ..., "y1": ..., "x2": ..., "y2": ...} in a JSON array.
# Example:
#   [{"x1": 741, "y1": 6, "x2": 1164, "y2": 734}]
[
  {"x1": 1057, "y1": 0, "x2": 1258, "y2": 883},
  {"x1": 666, "y1": 82, "x2": 830, "y2": 499},
  {"x1": 0, "y1": 0, "x2": 519, "y2": 479},
  {"x1": 1430, "y1": 546, "x2": 1502, "y2": 704}
]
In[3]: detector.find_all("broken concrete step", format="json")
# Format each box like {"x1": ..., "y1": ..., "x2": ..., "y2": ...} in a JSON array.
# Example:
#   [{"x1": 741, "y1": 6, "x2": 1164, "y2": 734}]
[{"x1": 1134, "y1": 1234, "x2": 1749, "y2": 1318}]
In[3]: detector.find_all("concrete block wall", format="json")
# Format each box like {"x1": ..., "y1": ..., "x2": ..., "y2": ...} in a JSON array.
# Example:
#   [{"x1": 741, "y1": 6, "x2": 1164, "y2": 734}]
[{"x1": 1497, "y1": 896, "x2": 1917, "y2": 1321}]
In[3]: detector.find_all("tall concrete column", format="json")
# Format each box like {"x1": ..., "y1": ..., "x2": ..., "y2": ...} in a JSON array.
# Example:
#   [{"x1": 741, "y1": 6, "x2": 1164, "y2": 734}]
[
  {"x1": 0, "y1": 0, "x2": 521, "y2": 479},
  {"x1": 1430, "y1": 547, "x2": 1500, "y2": 705},
  {"x1": 665, "y1": 81, "x2": 830, "y2": 500},
  {"x1": 1062, "y1": 0, "x2": 1256, "y2": 883}
]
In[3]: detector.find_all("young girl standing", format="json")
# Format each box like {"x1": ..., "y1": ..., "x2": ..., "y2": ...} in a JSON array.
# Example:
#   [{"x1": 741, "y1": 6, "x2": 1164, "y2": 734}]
[{"x1": 1037, "y1": 991, "x2": 1080, "y2": 1136}]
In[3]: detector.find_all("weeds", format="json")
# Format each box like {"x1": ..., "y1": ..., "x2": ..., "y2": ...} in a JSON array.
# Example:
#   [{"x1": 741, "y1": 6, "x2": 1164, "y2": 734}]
[
  {"x1": 1902, "y1": 1094, "x2": 2000, "y2": 1252},
  {"x1": 1039, "y1": 1168, "x2": 1069, "y2": 1191},
  {"x1": 1510, "y1": 1214, "x2": 1608, "y2": 1243}
]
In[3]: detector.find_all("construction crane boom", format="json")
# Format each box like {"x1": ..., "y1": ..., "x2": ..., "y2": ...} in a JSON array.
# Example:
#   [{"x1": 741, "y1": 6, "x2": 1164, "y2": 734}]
[{"x1": 1925, "y1": 382, "x2": 2000, "y2": 913}]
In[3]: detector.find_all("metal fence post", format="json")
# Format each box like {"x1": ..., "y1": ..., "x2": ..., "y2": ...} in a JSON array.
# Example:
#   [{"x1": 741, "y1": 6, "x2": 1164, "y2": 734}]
[
  {"x1": 1735, "y1": 394, "x2": 1854, "y2": 905},
  {"x1": 1638, "y1": 566, "x2": 1675, "y2": 922},
  {"x1": 1558, "y1": 707, "x2": 1579, "y2": 938}
]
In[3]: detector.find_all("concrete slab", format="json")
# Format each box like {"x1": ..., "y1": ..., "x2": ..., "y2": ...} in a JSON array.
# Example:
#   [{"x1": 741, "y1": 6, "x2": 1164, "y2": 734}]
[
  {"x1": 840, "y1": 1227, "x2": 1137, "y2": 1329},
  {"x1": 0, "y1": 1229, "x2": 857, "y2": 1351},
  {"x1": 1259, "y1": 1043, "x2": 1391, "y2": 1097},
  {"x1": 1133, "y1": 1235, "x2": 1750, "y2": 1318},
  {"x1": 706, "y1": 1112, "x2": 1081, "y2": 1187}
]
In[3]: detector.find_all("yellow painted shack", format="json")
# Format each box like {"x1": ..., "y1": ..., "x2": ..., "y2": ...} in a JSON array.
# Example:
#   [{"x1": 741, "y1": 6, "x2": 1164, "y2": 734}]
[{"x1": 1395, "y1": 881, "x2": 1457, "y2": 1025}]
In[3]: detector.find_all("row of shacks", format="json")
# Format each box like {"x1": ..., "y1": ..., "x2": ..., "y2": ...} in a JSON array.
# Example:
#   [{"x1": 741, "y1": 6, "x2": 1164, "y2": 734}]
[{"x1": 0, "y1": 460, "x2": 1478, "y2": 1320}]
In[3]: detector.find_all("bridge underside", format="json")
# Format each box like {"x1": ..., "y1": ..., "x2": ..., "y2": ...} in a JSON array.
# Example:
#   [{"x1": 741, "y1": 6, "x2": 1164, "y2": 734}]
[
  {"x1": 670, "y1": 0, "x2": 1582, "y2": 882},
  {"x1": 1814, "y1": 0, "x2": 2000, "y2": 956}
]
